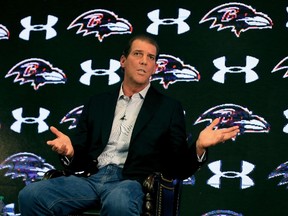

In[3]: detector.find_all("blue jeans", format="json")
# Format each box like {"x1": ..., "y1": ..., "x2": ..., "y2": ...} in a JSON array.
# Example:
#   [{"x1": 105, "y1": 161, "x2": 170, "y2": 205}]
[{"x1": 18, "y1": 165, "x2": 144, "y2": 216}]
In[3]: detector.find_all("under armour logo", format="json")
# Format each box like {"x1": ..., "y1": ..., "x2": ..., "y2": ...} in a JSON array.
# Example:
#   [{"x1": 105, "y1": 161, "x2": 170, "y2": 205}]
[
  {"x1": 19, "y1": 15, "x2": 58, "y2": 40},
  {"x1": 286, "y1": 7, "x2": 288, "y2": 28},
  {"x1": 207, "y1": 160, "x2": 255, "y2": 189},
  {"x1": 80, "y1": 59, "x2": 121, "y2": 86},
  {"x1": 212, "y1": 56, "x2": 259, "y2": 83},
  {"x1": 183, "y1": 175, "x2": 196, "y2": 185},
  {"x1": 283, "y1": 109, "x2": 288, "y2": 133},
  {"x1": 11, "y1": 107, "x2": 50, "y2": 133},
  {"x1": 147, "y1": 8, "x2": 190, "y2": 35}
]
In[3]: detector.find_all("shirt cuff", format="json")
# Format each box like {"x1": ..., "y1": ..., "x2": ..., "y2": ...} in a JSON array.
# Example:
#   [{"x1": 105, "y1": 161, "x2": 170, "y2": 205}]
[
  {"x1": 197, "y1": 150, "x2": 206, "y2": 162},
  {"x1": 60, "y1": 155, "x2": 73, "y2": 166}
]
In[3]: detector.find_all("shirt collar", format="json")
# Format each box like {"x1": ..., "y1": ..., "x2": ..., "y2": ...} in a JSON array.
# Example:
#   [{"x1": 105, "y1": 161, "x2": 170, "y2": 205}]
[{"x1": 118, "y1": 83, "x2": 150, "y2": 100}]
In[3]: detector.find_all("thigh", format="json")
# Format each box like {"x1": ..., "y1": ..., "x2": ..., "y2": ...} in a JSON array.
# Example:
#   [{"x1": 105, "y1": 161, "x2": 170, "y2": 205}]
[
  {"x1": 100, "y1": 179, "x2": 144, "y2": 216},
  {"x1": 19, "y1": 175, "x2": 100, "y2": 215}
]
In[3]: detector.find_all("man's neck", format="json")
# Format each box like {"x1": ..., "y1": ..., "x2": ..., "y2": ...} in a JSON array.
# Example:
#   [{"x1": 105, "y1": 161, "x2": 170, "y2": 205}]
[{"x1": 122, "y1": 82, "x2": 148, "y2": 97}]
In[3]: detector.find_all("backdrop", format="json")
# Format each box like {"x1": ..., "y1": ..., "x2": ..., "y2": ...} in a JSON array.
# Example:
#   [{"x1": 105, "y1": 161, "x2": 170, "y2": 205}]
[{"x1": 0, "y1": 0, "x2": 287, "y2": 215}]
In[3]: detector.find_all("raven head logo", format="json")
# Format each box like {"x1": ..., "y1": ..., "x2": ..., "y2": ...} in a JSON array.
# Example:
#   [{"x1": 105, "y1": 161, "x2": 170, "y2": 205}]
[
  {"x1": 151, "y1": 54, "x2": 200, "y2": 89},
  {"x1": 68, "y1": 9, "x2": 133, "y2": 42},
  {"x1": 60, "y1": 105, "x2": 84, "y2": 129},
  {"x1": 0, "y1": 152, "x2": 55, "y2": 185},
  {"x1": 272, "y1": 56, "x2": 288, "y2": 78},
  {"x1": 0, "y1": 24, "x2": 9, "y2": 40},
  {"x1": 200, "y1": 2, "x2": 273, "y2": 37},
  {"x1": 203, "y1": 209, "x2": 243, "y2": 216},
  {"x1": 268, "y1": 161, "x2": 288, "y2": 189},
  {"x1": 5, "y1": 58, "x2": 67, "y2": 90},
  {"x1": 194, "y1": 104, "x2": 270, "y2": 139}
]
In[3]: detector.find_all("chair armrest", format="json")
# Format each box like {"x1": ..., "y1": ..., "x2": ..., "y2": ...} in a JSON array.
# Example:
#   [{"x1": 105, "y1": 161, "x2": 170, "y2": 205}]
[
  {"x1": 142, "y1": 172, "x2": 182, "y2": 216},
  {"x1": 42, "y1": 169, "x2": 66, "y2": 180}
]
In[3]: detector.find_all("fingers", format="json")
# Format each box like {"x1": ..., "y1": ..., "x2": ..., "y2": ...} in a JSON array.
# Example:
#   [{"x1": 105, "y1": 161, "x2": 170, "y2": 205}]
[
  {"x1": 208, "y1": 118, "x2": 240, "y2": 132},
  {"x1": 47, "y1": 126, "x2": 65, "y2": 153},
  {"x1": 207, "y1": 118, "x2": 220, "y2": 129},
  {"x1": 48, "y1": 139, "x2": 68, "y2": 154},
  {"x1": 51, "y1": 143, "x2": 68, "y2": 155},
  {"x1": 49, "y1": 126, "x2": 64, "y2": 137},
  {"x1": 198, "y1": 118, "x2": 241, "y2": 148},
  {"x1": 46, "y1": 126, "x2": 73, "y2": 157},
  {"x1": 220, "y1": 126, "x2": 240, "y2": 142}
]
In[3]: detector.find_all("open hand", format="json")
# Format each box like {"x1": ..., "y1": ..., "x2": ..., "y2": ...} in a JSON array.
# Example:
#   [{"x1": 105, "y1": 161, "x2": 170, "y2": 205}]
[
  {"x1": 196, "y1": 118, "x2": 240, "y2": 154},
  {"x1": 46, "y1": 126, "x2": 74, "y2": 158}
]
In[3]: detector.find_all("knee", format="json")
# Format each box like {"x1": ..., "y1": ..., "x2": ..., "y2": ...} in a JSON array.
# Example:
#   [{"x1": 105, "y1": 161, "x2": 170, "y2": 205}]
[
  {"x1": 18, "y1": 184, "x2": 37, "y2": 208},
  {"x1": 101, "y1": 189, "x2": 143, "y2": 215},
  {"x1": 104, "y1": 192, "x2": 131, "y2": 209},
  {"x1": 18, "y1": 183, "x2": 44, "y2": 209}
]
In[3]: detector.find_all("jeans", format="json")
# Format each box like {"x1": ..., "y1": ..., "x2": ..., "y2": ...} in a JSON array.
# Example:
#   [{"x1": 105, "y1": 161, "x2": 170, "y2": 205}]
[{"x1": 18, "y1": 164, "x2": 144, "y2": 216}]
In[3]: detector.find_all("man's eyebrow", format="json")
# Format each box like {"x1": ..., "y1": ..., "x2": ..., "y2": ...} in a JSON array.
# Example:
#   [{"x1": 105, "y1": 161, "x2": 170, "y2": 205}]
[
  {"x1": 132, "y1": 49, "x2": 156, "y2": 58},
  {"x1": 148, "y1": 53, "x2": 156, "y2": 58},
  {"x1": 133, "y1": 49, "x2": 143, "y2": 53}
]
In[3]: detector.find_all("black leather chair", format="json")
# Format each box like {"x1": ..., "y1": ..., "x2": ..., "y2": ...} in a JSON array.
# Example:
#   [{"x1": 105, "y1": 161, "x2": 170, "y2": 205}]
[{"x1": 43, "y1": 170, "x2": 183, "y2": 216}]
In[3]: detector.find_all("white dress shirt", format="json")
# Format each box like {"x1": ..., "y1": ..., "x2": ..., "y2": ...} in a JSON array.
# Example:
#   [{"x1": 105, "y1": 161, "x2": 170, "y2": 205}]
[{"x1": 97, "y1": 84, "x2": 150, "y2": 168}]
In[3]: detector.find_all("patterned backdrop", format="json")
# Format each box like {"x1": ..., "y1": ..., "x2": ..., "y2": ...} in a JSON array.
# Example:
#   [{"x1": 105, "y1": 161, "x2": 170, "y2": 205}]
[{"x1": 0, "y1": 0, "x2": 287, "y2": 215}]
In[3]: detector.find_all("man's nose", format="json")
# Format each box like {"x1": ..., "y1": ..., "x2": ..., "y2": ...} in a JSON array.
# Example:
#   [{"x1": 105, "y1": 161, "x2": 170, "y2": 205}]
[{"x1": 140, "y1": 56, "x2": 147, "y2": 65}]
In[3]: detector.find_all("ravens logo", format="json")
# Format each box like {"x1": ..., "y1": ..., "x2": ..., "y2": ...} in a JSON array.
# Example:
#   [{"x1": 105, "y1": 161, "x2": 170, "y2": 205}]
[
  {"x1": 5, "y1": 58, "x2": 67, "y2": 90},
  {"x1": 200, "y1": 2, "x2": 273, "y2": 37},
  {"x1": 60, "y1": 105, "x2": 84, "y2": 129},
  {"x1": 194, "y1": 104, "x2": 270, "y2": 138},
  {"x1": 68, "y1": 9, "x2": 133, "y2": 42},
  {"x1": 272, "y1": 56, "x2": 288, "y2": 78},
  {"x1": 268, "y1": 161, "x2": 288, "y2": 189},
  {"x1": 151, "y1": 54, "x2": 200, "y2": 89},
  {"x1": 202, "y1": 209, "x2": 243, "y2": 216},
  {"x1": 0, "y1": 24, "x2": 9, "y2": 40},
  {"x1": 0, "y1": 152, "x2": 55, "y2": 185}
]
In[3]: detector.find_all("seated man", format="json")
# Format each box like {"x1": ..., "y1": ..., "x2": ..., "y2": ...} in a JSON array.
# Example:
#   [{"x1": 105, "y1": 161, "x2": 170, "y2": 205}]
[{"x1": 18, "y1": 34, "x2": 239, "y2": 216}]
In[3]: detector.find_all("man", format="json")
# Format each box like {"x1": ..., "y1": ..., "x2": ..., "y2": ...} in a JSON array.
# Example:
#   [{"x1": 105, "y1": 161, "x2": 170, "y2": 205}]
[{"x1": 18, "y1": 34, "x2": 239, "y2": 216}]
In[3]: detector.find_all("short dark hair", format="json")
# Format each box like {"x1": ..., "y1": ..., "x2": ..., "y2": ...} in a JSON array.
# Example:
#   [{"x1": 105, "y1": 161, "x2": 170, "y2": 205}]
[{"x1": 122, "y1": 34, "x2": 160, "y2": 60}]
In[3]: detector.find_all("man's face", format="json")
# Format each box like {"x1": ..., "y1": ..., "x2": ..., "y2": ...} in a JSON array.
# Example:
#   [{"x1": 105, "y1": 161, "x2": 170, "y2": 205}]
[{"x1": 120, "y1": 39, "x2": 158, "y2": 87}]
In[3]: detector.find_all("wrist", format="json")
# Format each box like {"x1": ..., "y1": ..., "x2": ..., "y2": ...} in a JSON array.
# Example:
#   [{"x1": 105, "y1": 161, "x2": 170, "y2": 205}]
[{"x1": 196, "y1": 140, "x2": 206, "y2": 155}]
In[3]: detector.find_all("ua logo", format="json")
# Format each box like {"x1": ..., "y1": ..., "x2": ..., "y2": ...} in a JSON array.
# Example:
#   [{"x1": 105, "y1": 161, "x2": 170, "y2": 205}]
[
  {"x1": 19, "y1": 15, "x2": 58, "y2": 40},
  {"x1": 212, "y1": 56, "x2": 259, "y2": 83},
  {"x1": 283, "y1": 109, "x2": 288, "y2": 133},
  {"x1": 80, "y1": 59, "x2": 121, "y2": 86},
  {"x1": 287, "y1": 7, "x2": 288, "y2": 28},
  {"x1": 207, "y1": 160, "x2": 255, "y2": 189},
  {"x1": 147, "y1": 8, "x2": 190, "y2": 35},
  {"x1": 11, "y1": 107, "x2": 50, "y2": 133}
]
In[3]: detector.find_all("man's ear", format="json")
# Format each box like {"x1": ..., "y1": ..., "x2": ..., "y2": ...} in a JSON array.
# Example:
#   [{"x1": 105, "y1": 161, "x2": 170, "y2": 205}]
[
  {"x1": 120, "y1": 55, "x2": 126, "y2": 67},
  {"x1": 152, "y1": 63, "x2": 158, "y2": 75}
]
